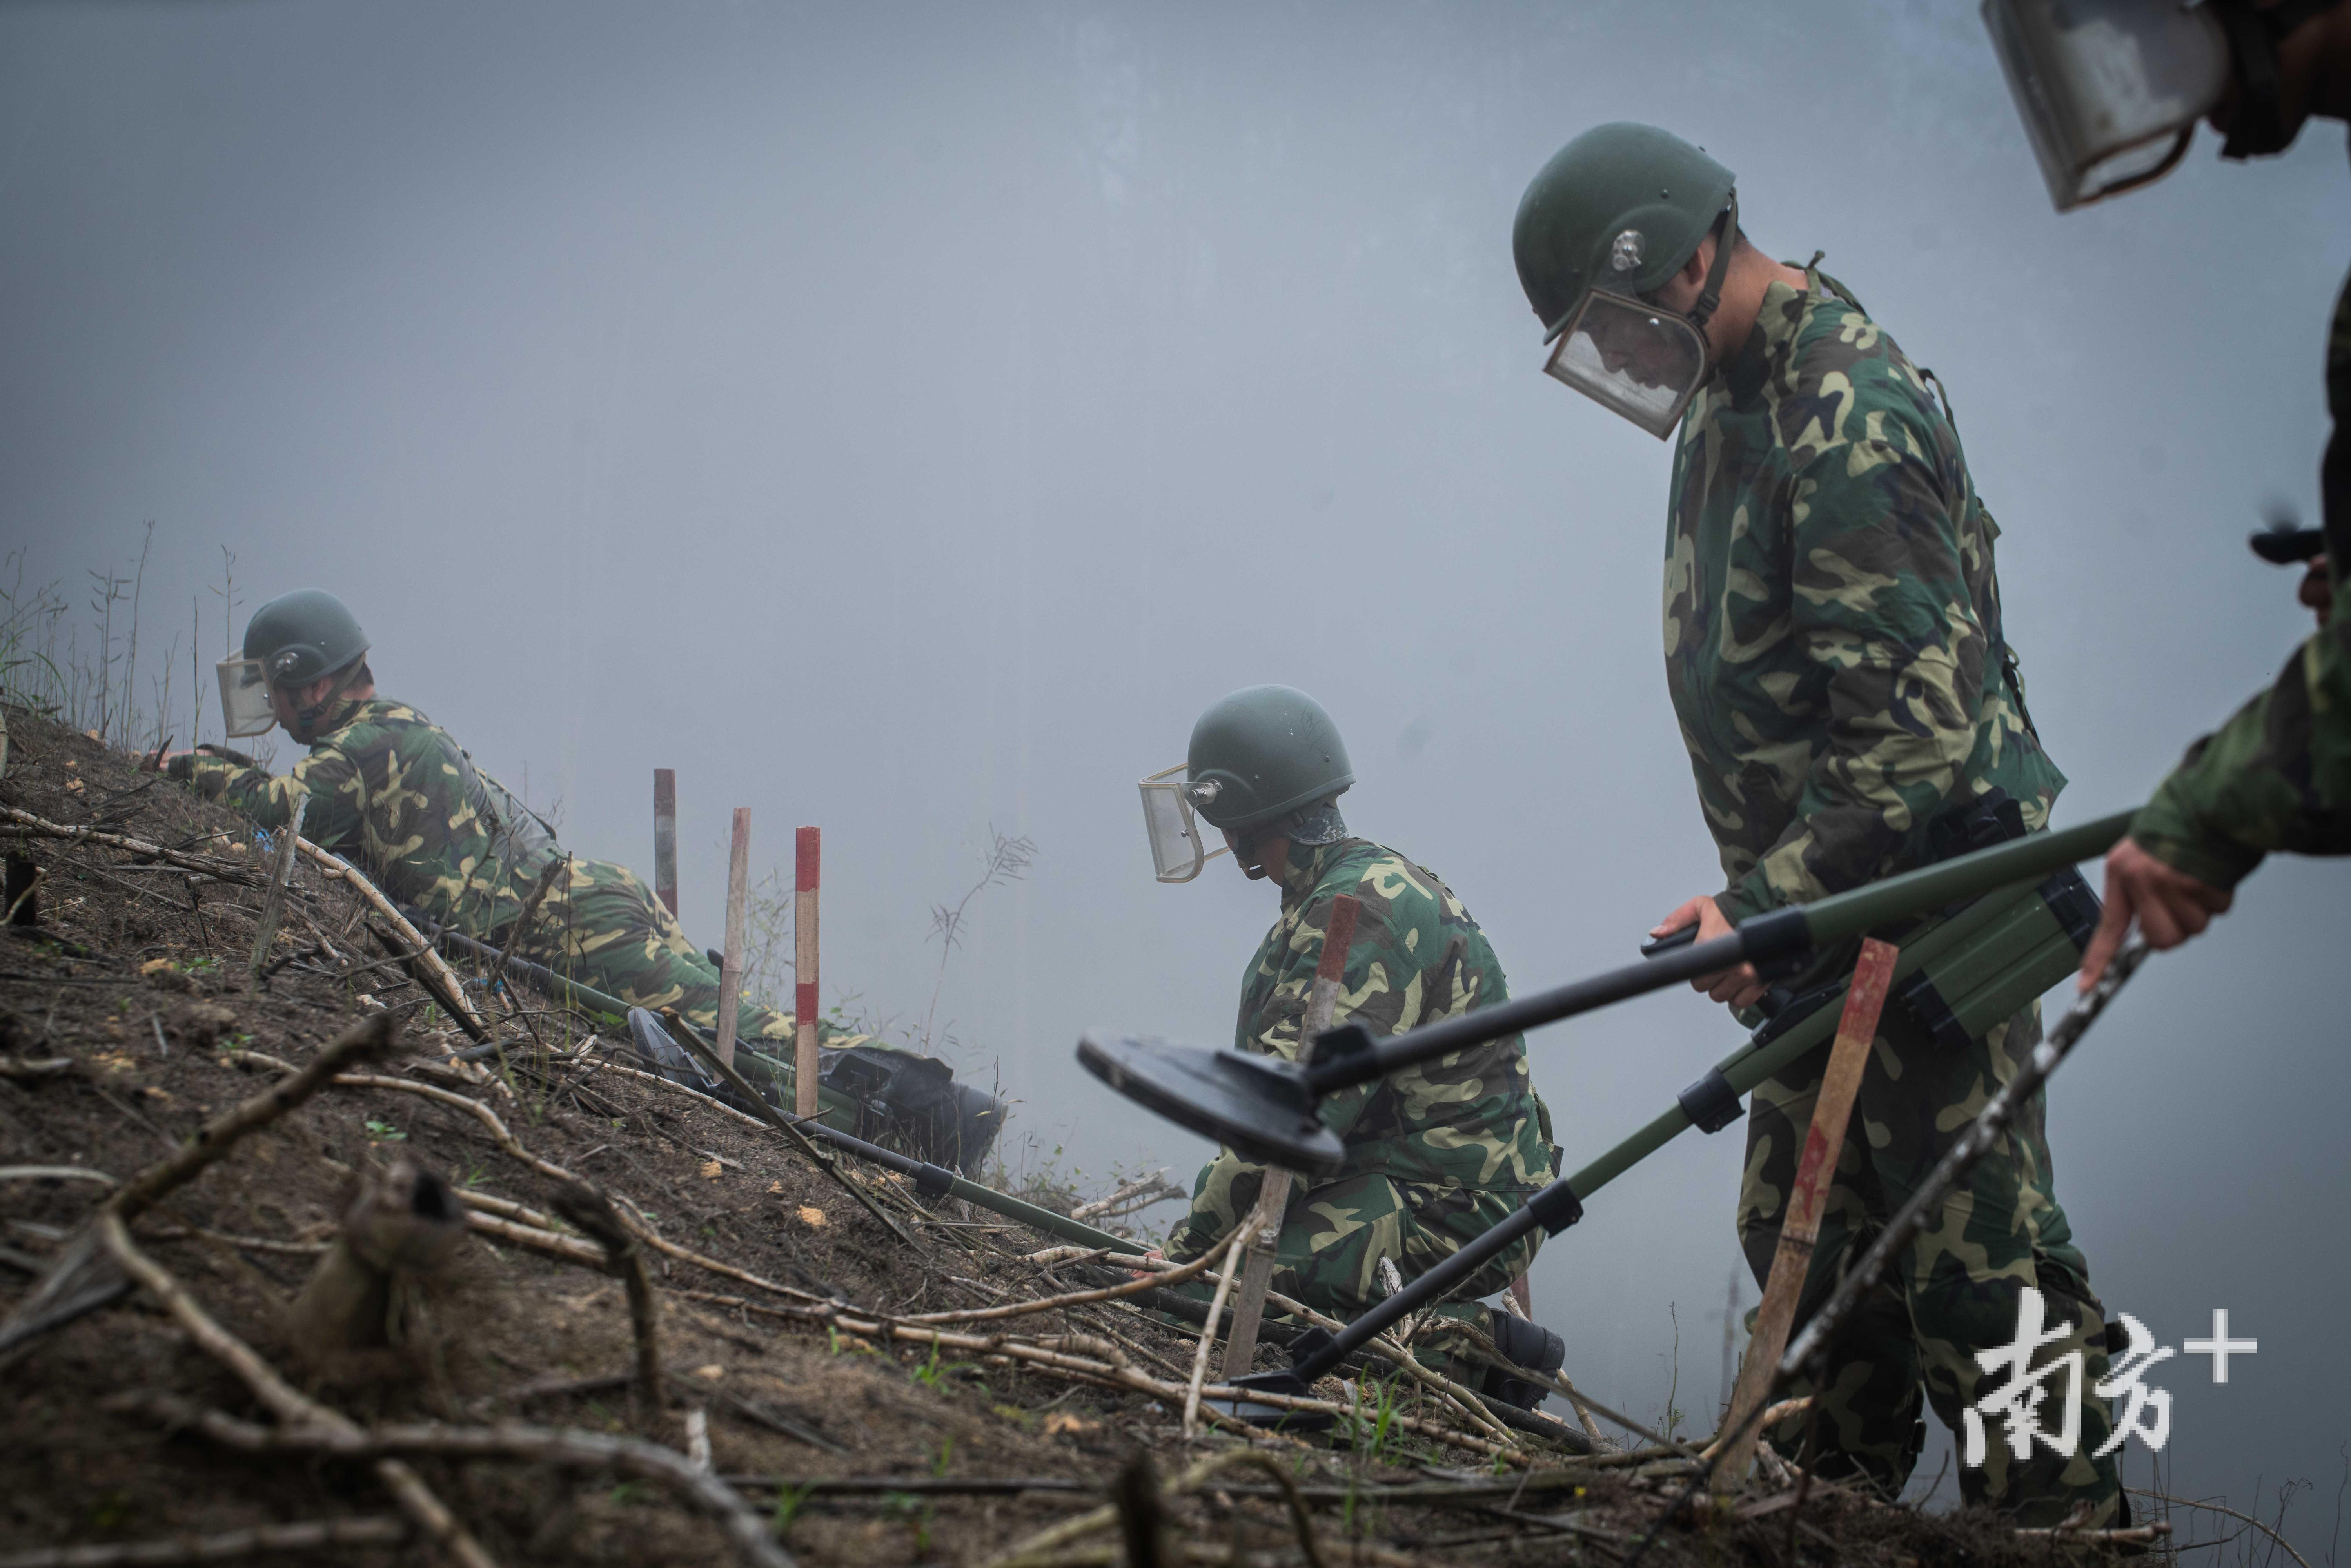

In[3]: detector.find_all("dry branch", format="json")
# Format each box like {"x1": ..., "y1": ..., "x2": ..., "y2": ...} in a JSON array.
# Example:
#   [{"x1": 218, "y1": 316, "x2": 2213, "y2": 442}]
[
  {"x1": 293, "y1": 840, "x2": 487, "y2": 1038},
  {"x1": 0, "y1": 808, "x2": 255, "y2": 884},
  {"x1": 97, "y1": 1214, "x2": 497, "y2": 1568},
  {"x1": 1182, "y1": 1220, "x2": 1254, "y2": 1438},
  {"x1": 550, "y1": 1181, "x2": 662, "y2": 1417},
  {"x1": 116, "y1": 1015, "x2": 398, "y2": 1223},
  {"x1": 903, "y1": 1240, "x2": 1255, "y2": 1326},
  {"x1": 0, "y1": 1016, "x2": 398, "y2": 1364},
  {"x1": 139, "y1": 1402, "x2": 796, "y2": 1568},
  {"x1": 0, "y1": 1516, "x2": 407, "y2": 1568}
]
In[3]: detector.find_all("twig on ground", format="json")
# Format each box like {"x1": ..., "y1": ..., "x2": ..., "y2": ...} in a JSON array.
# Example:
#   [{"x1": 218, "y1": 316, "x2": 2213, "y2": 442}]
[
  {"x1": 133, "y1": 1399, "x2": 796, "y2": 1568},
  {"x1": 1182, "y1": 1220, "x2": 1255, "y2": 1439},
  {"x1": 0, "y1": 1515, "x2": 408, "y2": 1567},
  {"x1": 550, "y1": 1181, "x2": 662, "y2": 1418},
  {"x1": 97, "y1": 1214, "x2": 497, "y2": 1568},
  {"x1": 0, "y1": 809, "x2": 256, "y2": 883},
  {"x1": 116, "y1": 1015, "x2": 398, "y2": 1223},
  {"x1": 2131, "y1": 1491, "x2": 2311, "y2": 1568}
]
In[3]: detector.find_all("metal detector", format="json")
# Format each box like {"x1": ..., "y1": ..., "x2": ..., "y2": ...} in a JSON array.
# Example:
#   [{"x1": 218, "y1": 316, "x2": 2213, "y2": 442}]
[{"x1": 1077, "y1": 807, "x2": 2136, "y2": 1418}]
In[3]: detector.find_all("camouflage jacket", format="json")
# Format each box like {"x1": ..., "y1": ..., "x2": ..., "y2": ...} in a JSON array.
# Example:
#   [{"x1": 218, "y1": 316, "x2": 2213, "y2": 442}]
[
  {"x1": 1238, "y1": 837, "x2": 1555, "y2": 1195},
  {"x1": 176, "y1": 697, "x2": 563, "y2": 936},
  {"x1": 1663, "y1": 267, "x2": 2066, "y2": 923},
  {"x1": 2133, "y1": 258, "x2": 2351, "y2": 884}
]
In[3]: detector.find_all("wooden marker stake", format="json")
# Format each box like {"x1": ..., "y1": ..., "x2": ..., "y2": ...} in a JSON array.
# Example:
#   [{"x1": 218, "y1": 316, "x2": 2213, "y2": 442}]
[
  {"x1": 247, "y1": 797, "x2": 309, "y2": 987},
  {"x1": 652, "y1": 769, "x2": 679, "y2": 918},
  {"x1": 1712, "y1": 936, "x2": 1900, "y2": 1492},
  {"x1": 1222, "y1": 893, "x2": 1360, "y2": 1379},
  {"x1": 794, "y1": 827, "x2": 821, "y2": 1119},
  {"x1": 713, "y1": 809, "x2": 752, "y2": 1069}
]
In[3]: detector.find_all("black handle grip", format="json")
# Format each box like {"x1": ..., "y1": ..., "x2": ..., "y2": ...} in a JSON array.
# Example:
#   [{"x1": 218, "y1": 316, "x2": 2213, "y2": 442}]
[{"x1": 1640, "y1": 924, "x2": 1701, "y2": 959}]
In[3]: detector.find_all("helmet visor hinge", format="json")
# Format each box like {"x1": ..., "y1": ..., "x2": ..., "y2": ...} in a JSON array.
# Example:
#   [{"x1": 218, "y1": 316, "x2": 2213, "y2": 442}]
[{"x1": 1139, "y1": 764, "x2": 1232, "y2": 884}]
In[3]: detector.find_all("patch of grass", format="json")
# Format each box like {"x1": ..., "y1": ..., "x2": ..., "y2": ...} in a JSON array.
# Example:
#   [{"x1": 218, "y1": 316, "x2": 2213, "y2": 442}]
[
  {"x1": 363, "y1": 1118, "x2": 405, "y2": 1143},
  {"x1": 770, "y1": 1482, "x2": 813, "y2": 1535}
]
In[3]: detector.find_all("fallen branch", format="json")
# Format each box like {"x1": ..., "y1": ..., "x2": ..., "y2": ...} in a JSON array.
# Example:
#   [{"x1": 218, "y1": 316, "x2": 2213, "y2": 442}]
[
  {"x1": 0, "y1": 809, "x2": 256, "y2": 883},
  {"x1": 116, "y1": 1016, "x2": 399, "y2": 1223},
  {"x1": 138, "y1": 1401, "x2": 795, "y2": 1568},
  {"x1": 463, "y1": 1209, "x2": 612, "y2": 1271},
  {"x1": 1182, "y1": 1220, "x2": 1254, "y2": 1438},
  {"x1": 294, "y1": 840, "x2": 487, "y2": 1038},
  {"x1": 98, "y1": 1214, "x2": 497, "y2": 1568},
  {"x1": 0, "y1": 1165, "x2": 115, "y2": 1186},
  {"x1": 903, "y1": 1241, "x2": 1250, "y2": 1326},
  {"x1": 551, "y1": 1181, "x2": 662, "y2": 1417},
  {"x1": 2130, "y1": 1490, "x2": 2309, "y2": 1568},
  {"x1": 0, "y1": 1515, "x2": 407, "y2": 1568},
  {"x1": 662, "y1": 1009, "x2": 920, "y2": 1248},
  {"x1": 0, "y1": 1017, "x2": 398, "y2": 1363}
]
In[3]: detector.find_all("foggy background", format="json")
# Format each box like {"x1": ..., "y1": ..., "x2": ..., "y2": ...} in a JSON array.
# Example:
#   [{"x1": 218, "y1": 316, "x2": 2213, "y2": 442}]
[{"x1": 4, "y1": 0, "x2": 2344, "y2": 1544}]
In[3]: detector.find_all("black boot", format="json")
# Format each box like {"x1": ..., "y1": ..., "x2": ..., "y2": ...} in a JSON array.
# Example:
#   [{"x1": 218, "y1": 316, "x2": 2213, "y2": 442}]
[{"x1": 1481, "y1": 1308, "x2": 1565, "y2": 1411}]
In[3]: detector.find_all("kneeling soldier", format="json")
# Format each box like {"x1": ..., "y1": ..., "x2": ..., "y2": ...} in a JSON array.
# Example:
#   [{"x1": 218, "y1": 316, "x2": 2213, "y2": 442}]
[{"x1": 1146, "y1": 684, "x2": 1561, "y2": 1394}]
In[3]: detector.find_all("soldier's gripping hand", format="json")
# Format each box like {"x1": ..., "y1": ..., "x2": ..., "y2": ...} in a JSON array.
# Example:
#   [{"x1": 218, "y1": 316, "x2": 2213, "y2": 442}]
[
  {"x1": 1650, "y1": 895, "x2": 1768, "y2": 1010},
  {"x1": 2079, "y1": 838, "x2": 2234, "y2": 989},
  {"x1": 2302, "y1": 555, "x2": 2333, "y2": 628}
]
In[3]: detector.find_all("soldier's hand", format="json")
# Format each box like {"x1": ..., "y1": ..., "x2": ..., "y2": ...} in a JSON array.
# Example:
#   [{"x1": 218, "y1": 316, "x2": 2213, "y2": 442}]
[
  {"x1": 2302, "y1": 555, "x2": 2333, "y2": 627},
  {"x1": 2079, "y1": 838, "x2": 2233, "y2": 989},
  {"x1": 1651, "y1": 895, "x2": 1766, "y2": 1009}
]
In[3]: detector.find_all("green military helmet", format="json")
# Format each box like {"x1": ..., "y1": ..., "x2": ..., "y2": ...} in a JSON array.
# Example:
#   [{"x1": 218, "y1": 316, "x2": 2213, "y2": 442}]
[
  {"x1": 243, "y1": 588, "x2": 370, "y2": 689},
  {"x1": 1512, "y1": 122, "x2": 1735, "y2": 340},
  {"x1": 1185, "y1": 684, "x2": 1354, "y2": 832}
]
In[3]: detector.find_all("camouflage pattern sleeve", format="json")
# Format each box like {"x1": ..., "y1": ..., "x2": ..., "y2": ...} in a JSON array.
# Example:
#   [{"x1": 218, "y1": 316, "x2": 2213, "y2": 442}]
[
  {"x1": 1231, "y1": 841, "x2": 1554, "y2": 1195},
  {"x1": 180, "y1": 746, "x2": 361, "y2": 846},
  {"x1": 2131, "y1": 614, "x2": 2351, "y2": 887},
  {"x1": 1719, "y1": 399, "x2": 2003, "y2": 922}
]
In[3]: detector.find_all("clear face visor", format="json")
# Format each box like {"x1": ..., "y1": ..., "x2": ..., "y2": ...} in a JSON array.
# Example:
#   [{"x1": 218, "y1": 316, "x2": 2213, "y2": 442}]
[
  {"x1": 215, "y1": 657, "x2": 278, "y2": 737},
  {"x1": 1543, "y1": 289, "x2": 1713, "y2": 440},
  {"x1": 1983, "y1": 0, "x2": 2229, "y2": 211},
  {"x1": 1139, "y1": 765, "x2": 1231, "y2": 884}
]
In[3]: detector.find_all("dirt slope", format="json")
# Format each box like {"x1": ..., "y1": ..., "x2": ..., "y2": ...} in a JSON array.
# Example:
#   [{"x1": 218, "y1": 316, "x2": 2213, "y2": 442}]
[{"x1": 0, "y1": 705, "x2": 2114, "y2": 1567}]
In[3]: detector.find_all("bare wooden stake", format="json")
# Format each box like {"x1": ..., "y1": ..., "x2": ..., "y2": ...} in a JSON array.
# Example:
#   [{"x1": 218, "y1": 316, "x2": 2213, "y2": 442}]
[
  {"x1": 245, "y1": 797, "x2": 307, "y2": 988},
  {"x1": 1222, "y1": 894, "x2": 1358, "y2": 1379},
  {"x1": 652, "y1": 769, "x2": 679, "y2": 918},
  {"x1": 715, "y1": 809, "x2": 752, "y2": 1070},
  {"x1": 1712, "y1": 937, "x2": 1898, "y2": 1493},
  {"x1": 793, "y1": 826, "x2": 820, "y2": 1118}
]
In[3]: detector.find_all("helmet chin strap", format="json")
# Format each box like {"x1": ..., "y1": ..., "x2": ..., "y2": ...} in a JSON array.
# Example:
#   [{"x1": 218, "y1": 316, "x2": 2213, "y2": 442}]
[
  {"x1": 2214, "y1": 0, "x2": 2336, "y2": 159},
  {"x1": 1681, "y1": 194, "x2": 1739, "y2": 334},
  {"x1": 288, "y1": 662, "x2": 366, "y2": 743}
]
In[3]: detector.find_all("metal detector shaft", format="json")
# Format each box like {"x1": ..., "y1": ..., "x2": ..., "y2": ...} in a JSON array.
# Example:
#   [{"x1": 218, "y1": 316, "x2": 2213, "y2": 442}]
[
  {"x1": 1276, "y1": 811, "x2": 2137, "y2": 1387},
  {"x1": 415, "y1": 919, "x2": 635, "y2": 1020},
  {"x1": 1299, "y1": 808, "x2": 2135, "y2": 1099}
]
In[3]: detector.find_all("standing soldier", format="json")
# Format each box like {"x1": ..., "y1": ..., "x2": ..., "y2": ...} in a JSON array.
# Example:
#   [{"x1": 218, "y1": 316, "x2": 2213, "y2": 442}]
[
  {"x1": 1971, "y1": 0, "x2": 2351, "y2": 983},
  {"x1": 167, "y1": 588, "x2": 999, "y2": 1169},
  {"x1": 1511, "y1": 125, "x2": 2120, "y2": 1519},
  {"x1": 1144, "y1": 684, "x2": 1563, "y2": 1395}
]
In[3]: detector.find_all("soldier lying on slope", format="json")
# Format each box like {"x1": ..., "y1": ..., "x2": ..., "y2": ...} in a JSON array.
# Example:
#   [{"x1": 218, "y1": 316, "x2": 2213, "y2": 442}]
[{"x1": 163, "y1": 586, "x2": 999, "y2": 1171}]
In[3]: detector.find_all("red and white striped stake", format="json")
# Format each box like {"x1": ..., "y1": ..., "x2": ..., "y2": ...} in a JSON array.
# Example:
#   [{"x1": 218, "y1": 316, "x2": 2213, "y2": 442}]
[
  {"x1": 714, "y1": 808, "x2": 752, "y2": 1069},
  {"x1": 794, "y1": 827, "x2": 821, "y2": 1118},
  {"x1": 652, "y1": 769, "x2": 679, "y2": 918}
]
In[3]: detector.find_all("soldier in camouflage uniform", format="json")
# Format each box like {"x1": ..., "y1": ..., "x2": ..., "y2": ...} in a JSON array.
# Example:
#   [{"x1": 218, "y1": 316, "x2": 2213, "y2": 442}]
[
  {"x1": 167, "y1": 589, "x2": 861, "y2": 1084},
  {"x1": 1514, "y1": 125, "x2": 2119, "y2": 1521},
  {"x1": 1154, "y1": 686, "x2": 1559, "y2": 1379},
  {"x1": 2015, "y1": 2, "x2": 2351, "y2": 986}
]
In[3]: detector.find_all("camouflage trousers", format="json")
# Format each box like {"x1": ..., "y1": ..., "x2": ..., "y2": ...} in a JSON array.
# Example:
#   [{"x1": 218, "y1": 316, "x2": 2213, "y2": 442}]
[
  {"x1": 1740, "y1": 1001, "x2": 2120, "y2": 1526},
  {"x1": 499, "y1": 857, "x2": 867, "y2": 1080},
  {"x1": 1166, "y1": 1153, "x2": 1539, "y2": 1374}
]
